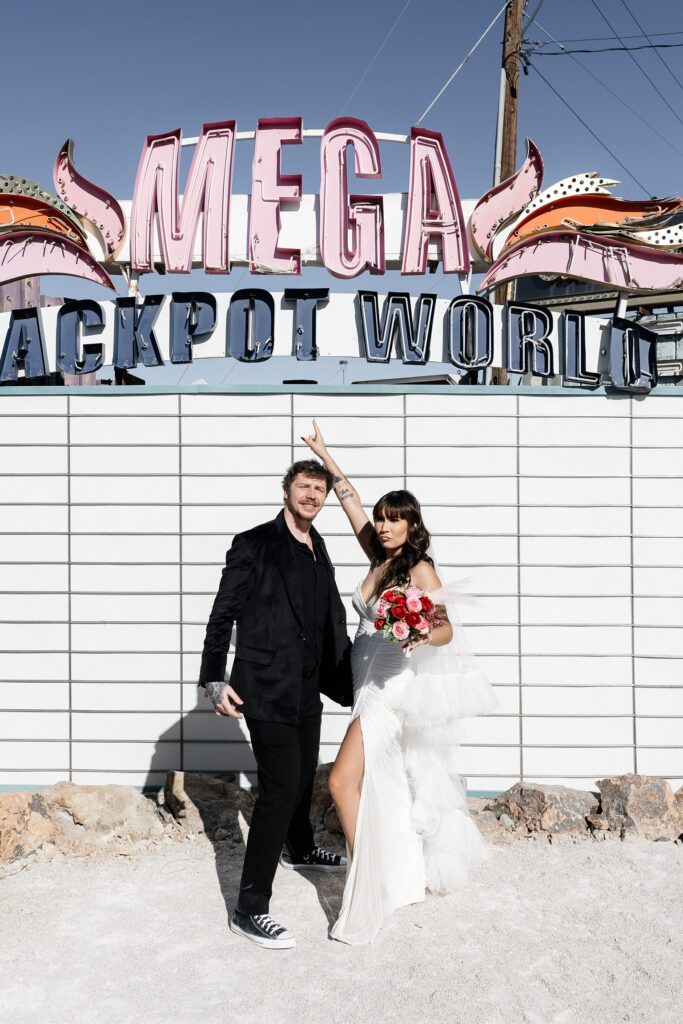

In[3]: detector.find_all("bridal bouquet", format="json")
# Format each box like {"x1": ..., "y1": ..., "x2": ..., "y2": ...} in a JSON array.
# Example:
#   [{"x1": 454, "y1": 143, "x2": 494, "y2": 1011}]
[{"x1": 373, "y1": 586, "x2": 437, "y2": 653}]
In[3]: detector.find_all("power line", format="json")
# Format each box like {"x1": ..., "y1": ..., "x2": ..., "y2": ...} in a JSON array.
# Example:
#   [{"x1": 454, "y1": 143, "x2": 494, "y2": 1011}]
[
  {"x1": 588, "y1": 0, "x2": 683, "y2": 130},
  {"x1": 340, "y1": 0, "x2": 414, "y2": 113},
  {"x1": 529, "y1": 41, "x2": 683, "y2": 56},
  {"x1": 528, "y1": 62, "x2": 650, "y2": 195},
  {"x1": 532, "y1": 21, "x2": 683, "y2": 159},
  {"x1": 547, "y1": 30, "x2": 683, "y2": 43},
  {"x1": 618, "y1": 0, "x2": 683, "y2": 94},
  {"x1": 295, "y1": 2, "x2": 415, "y2": 189},
  {"x1": 523, "y1": 0, "x2": 546, "y2": 32},
  {"x1": 416, "y1": 0, "x2": 509, "y2": 123}
]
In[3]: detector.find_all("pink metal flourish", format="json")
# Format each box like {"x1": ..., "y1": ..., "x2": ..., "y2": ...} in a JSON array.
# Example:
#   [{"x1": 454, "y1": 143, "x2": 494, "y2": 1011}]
[
  {"x1": 249, "y1": 117, "x2": 302, "y2": 274},
  {"x1": 479, "y1": 230, "x2": 683, "y2": 293},
  {"x1": 402, "y1": 126, "x2": 470, "y2": 274},
  {"x1": 0, "y1": 230, "x2": 114, "y2": 289},
  {"x1": 53, "y1": 140, "x2": 126, "y2": 261},
  {"x1": 130, "y1": 121, "x2": 235, "y2": 274},
  {"x1": 319, "y1": 117, "x2": 384, "y2": 279},
  {"x1": 469, "y1": 139, "x2": 544, "y2": 262}
]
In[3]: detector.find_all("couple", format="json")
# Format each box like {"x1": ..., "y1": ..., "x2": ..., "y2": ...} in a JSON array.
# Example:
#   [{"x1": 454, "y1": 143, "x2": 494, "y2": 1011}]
[{"x1": 198, "y1": 421, "x2": 498, "y2": 948}]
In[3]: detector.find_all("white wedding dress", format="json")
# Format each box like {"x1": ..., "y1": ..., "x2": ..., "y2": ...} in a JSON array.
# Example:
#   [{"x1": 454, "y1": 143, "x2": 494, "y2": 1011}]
[{"x1": 330, "y1": 579, "x2": 500, "y2": 945}]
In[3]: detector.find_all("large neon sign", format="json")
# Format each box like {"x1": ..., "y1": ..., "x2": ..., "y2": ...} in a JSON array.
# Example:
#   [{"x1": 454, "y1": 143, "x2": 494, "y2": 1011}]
[{"x1": 1, "y1": 119, "x2": 681, "y2": 392}]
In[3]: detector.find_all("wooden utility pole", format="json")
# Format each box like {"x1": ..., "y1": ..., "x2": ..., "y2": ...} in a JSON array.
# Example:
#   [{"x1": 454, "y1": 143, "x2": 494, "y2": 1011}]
[{"x1": 492, "y1": 0, "x2": 526, "y2": 385}]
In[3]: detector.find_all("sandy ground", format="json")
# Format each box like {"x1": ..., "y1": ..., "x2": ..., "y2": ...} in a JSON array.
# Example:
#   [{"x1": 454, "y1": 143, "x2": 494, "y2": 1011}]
[{"x1": 1, "y1": 837, "x2": 681, "y2": 1024}]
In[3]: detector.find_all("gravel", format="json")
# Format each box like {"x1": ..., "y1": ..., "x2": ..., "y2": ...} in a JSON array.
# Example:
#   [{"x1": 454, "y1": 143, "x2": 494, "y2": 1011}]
[{"x1": 1, "y1": 836, "x2": 681, "y2": 1024}]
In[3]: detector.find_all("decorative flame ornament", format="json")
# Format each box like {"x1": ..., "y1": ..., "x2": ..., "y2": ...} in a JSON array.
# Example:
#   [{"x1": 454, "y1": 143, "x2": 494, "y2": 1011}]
[
  {"x1": 54, "y1": 140, "x2": 126, "y2": 261},
  {"x1": 469, "y1": 139, "x2": 544, "y2": 262},
  {"x1": 473, "y1": 140, "x2": 683, "y2": 295},
  {"x1": 0, "y1": 173, "x2": 114, "y2": 290}
]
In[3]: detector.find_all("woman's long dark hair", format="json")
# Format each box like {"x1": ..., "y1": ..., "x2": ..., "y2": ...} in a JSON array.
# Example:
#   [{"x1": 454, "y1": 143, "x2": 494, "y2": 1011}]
[{"x1": 369, "y1": 490, "x2": 433, "y2": 598}]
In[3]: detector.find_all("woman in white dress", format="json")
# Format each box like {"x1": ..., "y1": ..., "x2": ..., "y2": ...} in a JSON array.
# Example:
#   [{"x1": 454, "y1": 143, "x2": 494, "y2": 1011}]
[{"x1": 302, "y1": 421, "x2": 499, "y2": 945}]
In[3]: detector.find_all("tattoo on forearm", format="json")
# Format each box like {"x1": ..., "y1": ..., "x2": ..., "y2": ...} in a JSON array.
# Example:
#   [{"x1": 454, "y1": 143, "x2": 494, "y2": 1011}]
[
  {"x1": 205, "y1": 680, "x2": 227, "y2": 707},
  {"x1": 333, "y1": 474, "x2": 356, "y2": 503}
]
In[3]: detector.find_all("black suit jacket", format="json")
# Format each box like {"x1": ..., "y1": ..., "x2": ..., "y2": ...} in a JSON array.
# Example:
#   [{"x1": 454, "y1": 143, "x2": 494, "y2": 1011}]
[{"x1": 198, "y1": 509, "x2": 353, "y2": 722}]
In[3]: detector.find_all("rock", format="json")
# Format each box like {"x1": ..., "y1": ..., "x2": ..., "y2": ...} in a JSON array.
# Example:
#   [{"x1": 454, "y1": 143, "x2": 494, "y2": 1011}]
[
  {"x1": 51, "y1": 781, "x2": 164, "y2": 841},
  {"x1": 466, "y1": 797, "x2": 491, "y2": 816},
  {"x1": 310, "y1": 763, "x2": 334, "y2": 827},
  {"x1": 163, "y1": 771, "x2": 255, "y2": 840},
  {"x1": 472, "y1": 809, "x2": 519, "y2": 846},
  {"x1": 324, "y1": 803, "x2": 344, "y2": 835},
  {"x1": 473, "y1": 809, "x2": 499, "y2": 829},
  {"x1": 0, "y1": 792, "x2": 55, "y2": 864},
  {"x1": 499, "y1": 813, "x2": 516, "y2": 831},
  {"x1": 486, "y1": 783, "x2": 599, "y2": 834},
  {"x1": 588, "y1": 774, "x2": 683, "y2": 841},
  {"x1": 0, "y1": 783, "x2": 166, "y2": 866},
  {"x1": 587, "y1": 812, "x2": 610, "y2": 830},
  {"x1": 75, "y1": 843, "x2": 96, "y2": 858}
]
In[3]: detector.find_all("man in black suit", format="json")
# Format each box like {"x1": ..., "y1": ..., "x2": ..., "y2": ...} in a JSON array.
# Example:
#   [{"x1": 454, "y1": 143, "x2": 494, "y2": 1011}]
[{"x1": 198, "y1": 459, "x2": 353, "y2": 949}]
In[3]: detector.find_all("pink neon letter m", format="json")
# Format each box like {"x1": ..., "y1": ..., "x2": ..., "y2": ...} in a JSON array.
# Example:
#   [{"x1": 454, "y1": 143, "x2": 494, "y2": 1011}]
[{"x1": 130, "y1": 121, "x2": 235, "y2": 274}]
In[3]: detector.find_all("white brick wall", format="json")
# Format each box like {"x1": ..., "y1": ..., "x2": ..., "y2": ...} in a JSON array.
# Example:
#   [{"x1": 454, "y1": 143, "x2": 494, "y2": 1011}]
[{"x1": 0, "y1": 387, "x2": 681, "y2": 795}]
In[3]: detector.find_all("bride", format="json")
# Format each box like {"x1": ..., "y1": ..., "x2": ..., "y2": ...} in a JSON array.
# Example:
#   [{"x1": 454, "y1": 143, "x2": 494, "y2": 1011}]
[{"x1": 302, "y1": 420, "x2": 499, "y2": 945}]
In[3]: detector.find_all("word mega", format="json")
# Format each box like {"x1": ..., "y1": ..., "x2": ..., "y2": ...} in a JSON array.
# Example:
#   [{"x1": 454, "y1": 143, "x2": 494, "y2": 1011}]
[{"x1": 129, "y1": 118, "x2": 468, "y2": 278}]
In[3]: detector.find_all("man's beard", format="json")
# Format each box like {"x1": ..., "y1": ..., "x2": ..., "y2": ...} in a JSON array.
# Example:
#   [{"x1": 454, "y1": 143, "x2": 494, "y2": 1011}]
[{"x1": 286, "y1": 497, "x2": 320, "y2": 520}]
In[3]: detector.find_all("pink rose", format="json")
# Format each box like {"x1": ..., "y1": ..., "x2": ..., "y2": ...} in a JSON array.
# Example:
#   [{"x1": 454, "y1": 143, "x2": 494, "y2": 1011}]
[
  {"x1": 406, "y1": 587, "x2": 422, "y2": 601},
  {"x1": 376, "y1": 600, "x2": 389, "y2": 617},
  {"x1": 406, "y1": 597, "x2": 422, "y2": 612},
  {"x1": 392, "y1": 621, "x2": 409, "y2": 641},
  {"x1": 416, "y1": 617, "x2": 430, "y2": 633}
]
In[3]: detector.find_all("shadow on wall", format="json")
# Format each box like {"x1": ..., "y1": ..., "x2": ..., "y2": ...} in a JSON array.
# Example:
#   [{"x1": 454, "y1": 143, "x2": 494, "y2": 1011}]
[{"x1": 145, "y1": 688, "x2": 257, "y2": 791}]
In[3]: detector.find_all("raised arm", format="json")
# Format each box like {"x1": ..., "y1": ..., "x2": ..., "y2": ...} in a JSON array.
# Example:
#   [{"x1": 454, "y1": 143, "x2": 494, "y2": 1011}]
[{"x1": 301, "y1": 419, "x2": 375, "y2": 560}]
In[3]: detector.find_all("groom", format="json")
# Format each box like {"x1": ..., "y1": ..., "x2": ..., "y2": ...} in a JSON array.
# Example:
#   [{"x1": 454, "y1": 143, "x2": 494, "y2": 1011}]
[{"x1": 198, "y1": 459, "x2": 353, "y2": 949}]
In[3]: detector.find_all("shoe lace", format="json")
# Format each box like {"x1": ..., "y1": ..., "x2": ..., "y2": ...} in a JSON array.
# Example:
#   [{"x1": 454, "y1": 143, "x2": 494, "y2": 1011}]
[
  {"x1": 254, "y1": 914, "x2": 282, "y2": 936},
  {"x1": 312, "y1": 846, "x2": 337, "y2": 864}
]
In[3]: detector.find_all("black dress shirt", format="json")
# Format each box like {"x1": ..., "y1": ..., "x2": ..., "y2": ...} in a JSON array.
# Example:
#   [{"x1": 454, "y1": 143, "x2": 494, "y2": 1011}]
[{"x1": 288, "y1": 527, "x2": 332, "y2": 715}]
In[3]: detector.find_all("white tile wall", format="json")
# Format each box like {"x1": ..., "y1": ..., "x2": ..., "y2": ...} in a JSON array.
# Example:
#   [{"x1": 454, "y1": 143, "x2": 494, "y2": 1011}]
[
  {"x1": 69, "y1": 416, "x2": 179, "y2": 446},
  {"x1": 519, "y1": 417, "x2": 630, "y2": 445},
  {"x1": 0, "y1": 389, "x2": 681, "y2": 795},
  {"x1": 406, "y1": 476, "x2": 518, "y2": 504},
  {"x1": 70, "y1": 446, "x2": 179, "y2": 474},
  {"x1": 405, "y1": 417, "x2": 516, "y2": 446},
  {"x1": 0, "y1": 505, "x2": 69, "y2": 532},
  {"x1": 182, "y1": 416, "x2": 291, "y2": 445}
]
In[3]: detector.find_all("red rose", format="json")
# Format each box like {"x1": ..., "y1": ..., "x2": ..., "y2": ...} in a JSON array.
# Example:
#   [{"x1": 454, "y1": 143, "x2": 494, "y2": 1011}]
[
  {"x1": 374, "y1": 619, "x2": 385, "y2": 631},
  {"x1": 392, "y1": 604, "x2": 407, "y2": 619},
  {"x1": 383, "y1": 589, "x2": 397, "y2": 602},
  {"x1": 421, "y1": 596, "x2": 433, "y2": 611},
  {"x1": 393, "y1": 594, "x2": 407, "y2": 606},
  {"x1": 406, "y1": 611, "x2": 421, "y2": 627}
]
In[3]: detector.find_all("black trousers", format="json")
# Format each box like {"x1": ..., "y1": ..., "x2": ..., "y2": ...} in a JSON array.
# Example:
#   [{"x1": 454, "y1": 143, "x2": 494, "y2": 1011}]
[{"x1": 237, "y1": 705, "x2": 322, "y2": 915}]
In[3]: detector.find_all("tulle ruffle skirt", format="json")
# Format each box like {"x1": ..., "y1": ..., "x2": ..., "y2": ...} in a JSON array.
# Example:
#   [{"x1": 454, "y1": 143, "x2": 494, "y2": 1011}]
[{"x1": 330, "y1": 629, "x2": 499, "y2": 944}]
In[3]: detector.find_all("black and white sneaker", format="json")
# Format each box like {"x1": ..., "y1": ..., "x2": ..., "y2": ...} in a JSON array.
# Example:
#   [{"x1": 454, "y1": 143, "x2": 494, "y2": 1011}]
[
  {"x1": 229, "y1": 910, "x2": 296, "y2": 949},
  {"x1": 279, "y1": 845, "x2": 347, "y2": 872}
]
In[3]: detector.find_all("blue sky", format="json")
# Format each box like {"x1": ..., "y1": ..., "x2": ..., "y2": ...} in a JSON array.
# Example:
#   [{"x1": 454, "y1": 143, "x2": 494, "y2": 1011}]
[{"x1": 6, "y1": 0, "x2": 683, "y2": 302}]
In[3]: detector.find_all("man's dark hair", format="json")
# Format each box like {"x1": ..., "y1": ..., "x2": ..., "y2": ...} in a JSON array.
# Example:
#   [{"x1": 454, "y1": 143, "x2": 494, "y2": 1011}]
[{"x1": 282, "y1": 459, "x2": 335, "y2": 494}]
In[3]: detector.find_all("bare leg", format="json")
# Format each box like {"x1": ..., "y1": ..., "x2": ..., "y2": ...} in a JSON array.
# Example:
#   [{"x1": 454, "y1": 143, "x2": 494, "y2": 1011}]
[{"x1": 328, "y1": 716, "x2": 365, "y2": 856}]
